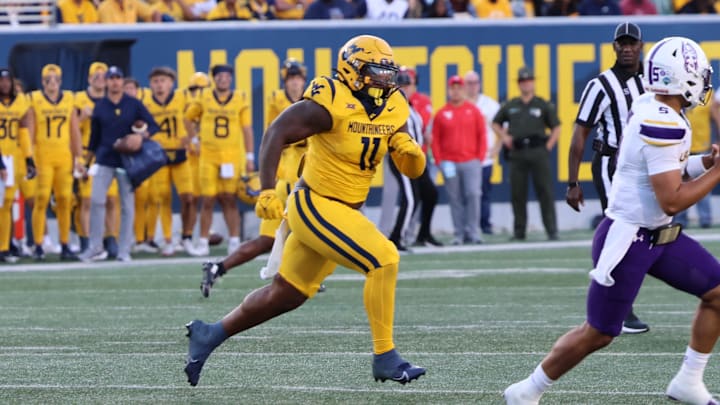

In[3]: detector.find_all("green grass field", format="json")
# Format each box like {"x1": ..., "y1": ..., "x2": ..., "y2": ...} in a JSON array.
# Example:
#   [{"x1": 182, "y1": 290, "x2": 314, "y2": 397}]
[{"x1": 1, "y1": 234, "x2": 719, "y2": 404}]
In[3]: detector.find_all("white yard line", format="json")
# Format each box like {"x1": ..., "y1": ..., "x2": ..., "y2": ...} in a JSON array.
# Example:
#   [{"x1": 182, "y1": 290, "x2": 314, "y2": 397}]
[
  {"x1": 0, "y1": 383, "x2": 667, "y2": 396},
  {"x1": 3, "y1": 231, "x2": 720, "y2": 274},
  {"x1": 0, "y1": 351, "x2": 690, "y2": 357}
]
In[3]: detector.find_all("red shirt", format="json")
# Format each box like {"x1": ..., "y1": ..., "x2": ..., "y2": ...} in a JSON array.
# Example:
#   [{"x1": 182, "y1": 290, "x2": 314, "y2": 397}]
[
  {"x1": 432, "y1": 101, "x2": 486, "y2": 163},
  {"x1": 409, "y1": 91, "x2": 433, "y2": 131}
]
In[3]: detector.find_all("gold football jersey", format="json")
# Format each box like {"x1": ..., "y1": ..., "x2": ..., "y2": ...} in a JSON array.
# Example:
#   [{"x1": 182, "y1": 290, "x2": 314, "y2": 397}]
[
  {"x1": 143, "y1": 91, "x2": 187, "y2": 150},
  {"x1": 301, "y1": 77, "x2": 409, "y2": 204},
  {"x1": 29, "y1": 90, "x2": 75, "y2": 152},
  {"x1": 267, "y1": 89, "x2": 307, "y2": 183},
  {"x1": 0, "y1": 94, "x2": 30, "y2": 156},
  {"x1": 74, "y1": 90, "x2": 102, "y2": 148},
  {"x1": 185, "y1": 89, "x2": 251, "y2": 153}
]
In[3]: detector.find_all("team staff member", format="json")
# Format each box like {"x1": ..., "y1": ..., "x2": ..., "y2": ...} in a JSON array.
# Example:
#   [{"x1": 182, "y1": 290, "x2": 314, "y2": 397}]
[
  {"x1": 493, "y1": 66, "x2": 560, "y2": 242},
  {"x1": 184, "y1": 64, "x2": 255, "y2": 257},
  {"x1": 143, "y1": 66, "x2": 196, "y2": 256},
  {"x1": 432, "y1": 75, "x2": 487, "y2": 245},
  {"x1": 0, "y1": 69, "x2": 33, "y2": 263},
  {"x1": 200, "y1": 58, "x2": 308, "y2": 297},
  {"x1": 184, "y1": 35, "x2": 426, "y2": 387},
  {"x1": 28, "y1": 64, "x2": 84, "y2": 261},
  {"x1": 79, "y1": 66, "x2": 159, "y2": 263},
  {"x1": 75, "y1": 62, "x2": 121, "y2": 255}
]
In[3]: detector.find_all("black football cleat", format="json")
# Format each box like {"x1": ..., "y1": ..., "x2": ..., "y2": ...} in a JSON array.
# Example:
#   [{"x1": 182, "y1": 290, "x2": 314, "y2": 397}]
[
  {"x1": 200, "y1": 262, "x2": 224, "y2": 298},
  {"x1": 372, "y1": 349, "x2": 426, "y2": 385},
  {"x1": 184, "y1": 320, "x2": 215, "y2": 386}
]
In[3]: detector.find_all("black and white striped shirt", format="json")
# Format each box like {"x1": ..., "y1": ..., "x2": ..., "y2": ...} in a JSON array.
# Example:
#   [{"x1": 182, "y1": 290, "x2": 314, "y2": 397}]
[
  {"x1": 575, "y1": 64, "x2": 644, "y2": 149},
  {"x1": 408, "y1": 106, "x2": 424, "y2": 148}
]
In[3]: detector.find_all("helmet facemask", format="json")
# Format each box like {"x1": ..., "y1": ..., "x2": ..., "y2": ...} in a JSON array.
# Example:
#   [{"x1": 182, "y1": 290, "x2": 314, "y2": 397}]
[
  {"x1": 684, "y1": 65, "x2": 713, "y2": 109},
  {"x1": 357, "y1": 61, "x2": 399, "y2": 106}
]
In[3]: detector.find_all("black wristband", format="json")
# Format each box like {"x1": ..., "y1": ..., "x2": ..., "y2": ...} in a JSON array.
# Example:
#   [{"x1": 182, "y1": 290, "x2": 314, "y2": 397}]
[{"x1": 567, "y1": 181, "x2": 579, "y2": 188}]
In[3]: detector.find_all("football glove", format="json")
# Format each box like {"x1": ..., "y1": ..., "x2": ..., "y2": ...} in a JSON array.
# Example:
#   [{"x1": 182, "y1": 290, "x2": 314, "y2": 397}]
[
  {"x1": 389, "y1": 132, "x2": 425, "y2": 179},
  {"x1": 25, "y1": 157, "x2": 37, "y2": 180},
  {"x1": 255, "y1": 189, "x2": 284, "y2": 220},
  {"x1": 389, "y1": 132, "x2": 422, "y2": 157}
]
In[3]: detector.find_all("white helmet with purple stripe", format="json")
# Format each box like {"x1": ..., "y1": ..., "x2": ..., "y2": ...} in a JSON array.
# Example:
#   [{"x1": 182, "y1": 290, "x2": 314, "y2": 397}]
[{"x1": 644, "y1": 36, "x2": 713, "y2": 109}]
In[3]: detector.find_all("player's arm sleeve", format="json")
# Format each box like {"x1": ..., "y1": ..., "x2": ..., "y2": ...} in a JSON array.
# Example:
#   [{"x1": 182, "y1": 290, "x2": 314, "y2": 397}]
[
  {"x1": 389, "y1": 130, "x2": 426, "y2": 179},
  {"x1": 639, "y1": 121, "x2": 686, "y2": 176},
  {"x1": 138, "y1": 102, "x2": 160, "y2": 136},
  {"x1": 302, "y1": 77, "x2": 337, "y2": 130},
  {"x1": 575, "y1": 79, "x2": 608, "y2": 127},
  {"x1": 18, "y1": 127, "x2": 32, "y2": 158}
]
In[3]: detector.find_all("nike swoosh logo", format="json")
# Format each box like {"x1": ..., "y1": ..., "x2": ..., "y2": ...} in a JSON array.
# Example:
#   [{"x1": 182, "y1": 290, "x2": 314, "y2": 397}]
[
  {"x1": 388, "y1": 106, "x2": 395, "y2": 112},
  {"x1": 392, "y1": 371, "x2": 409, "y2": 381}
]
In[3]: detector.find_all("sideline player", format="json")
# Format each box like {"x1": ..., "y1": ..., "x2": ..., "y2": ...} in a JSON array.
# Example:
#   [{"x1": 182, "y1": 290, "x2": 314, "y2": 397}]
[
  {"x1": 199, "y1": 58, "x2": 308, "y2": 297},
  {"x1": 184, "y1": 35, "x2": 426, "y2": 386},
  {"x1": 143, "y1": 66, "x2": 196, "y2": 256},
  {"x1": 28, "y1": 64, "x2": 84, "y2": 260},
  {"x1": 184, "y1": 64, "x2": 254, "y2": 257},
  {"x1": 0, "y1": 69, "x2": 33, "y2": 262},
  {"x1": 505, "y1": 37, "x2": 720, "y2": 405}
]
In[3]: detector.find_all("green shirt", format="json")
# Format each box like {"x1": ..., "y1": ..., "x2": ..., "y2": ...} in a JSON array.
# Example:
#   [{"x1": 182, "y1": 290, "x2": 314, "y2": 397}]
[{"x1": 493, "y1": 96, "x2": 560, "y2": 139}]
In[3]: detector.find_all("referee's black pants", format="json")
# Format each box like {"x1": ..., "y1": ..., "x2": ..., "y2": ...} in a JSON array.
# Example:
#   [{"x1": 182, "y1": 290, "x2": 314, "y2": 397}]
[{"x1": 590, "y1": 151, "x2": 617, "y2": 213}]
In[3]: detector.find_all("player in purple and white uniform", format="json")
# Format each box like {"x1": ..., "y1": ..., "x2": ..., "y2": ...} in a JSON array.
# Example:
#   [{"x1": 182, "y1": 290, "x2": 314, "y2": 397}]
[{"x1": 504, "y1": 36, "x2": 720, "y2": 405}]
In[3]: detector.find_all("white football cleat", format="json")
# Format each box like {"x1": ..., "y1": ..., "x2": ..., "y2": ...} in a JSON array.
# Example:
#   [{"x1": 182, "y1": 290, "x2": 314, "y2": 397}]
[
  {"x1": 194, "y1": 239, "x2": 210, "y2": 257},
  {"x1": 161, "y1": 243, "x2": 174, "y2": 257},
  {"x1": 667, "y1": 374, "x2": 719, "y2": 405},
  {"x1": 43, "y1": 235, "x2": 61, "y2": 254},
  {"x1": 503, "y1": 380, "x2": 541, "y2": 405}
]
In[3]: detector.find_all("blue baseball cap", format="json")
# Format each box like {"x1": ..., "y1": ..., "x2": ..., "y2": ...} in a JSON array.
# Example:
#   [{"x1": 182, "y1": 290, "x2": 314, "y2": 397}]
[{"x1": 106, "y1": 66, "x2": 124, "y2": 79}]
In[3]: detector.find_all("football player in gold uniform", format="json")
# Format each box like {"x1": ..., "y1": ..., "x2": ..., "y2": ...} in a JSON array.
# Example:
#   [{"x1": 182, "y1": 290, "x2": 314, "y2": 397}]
[
  {"x1": 199, "y1": 58, "x2": 308, "y2": 297},
  {"x1": 143, "y1": 67, "x2": 196, "y2": 256},
  {"x1": 8, "y1": 77, "x2": 37, "y2": 259},
  {"x1": 0, "y1": 69, "x2": 34, "y2": 262},
  {"x1": 28, "y1": 64, "x2": 84, "y2": 260},
  {"x1": 123, "y1": 77, "x2": 160, "y2": 254},
  {"x1": 184, "y1": 35, "x2": 426, "y2": 385},
  {"x1": 185, "y1": 72, "x2": 210, "y2": 208},
  {"x1": 74, "y1": 62, "x2": 122, "y2": 255},
  {"x1": 184, "y1": 64, "x2": 254, "y2": 257}
]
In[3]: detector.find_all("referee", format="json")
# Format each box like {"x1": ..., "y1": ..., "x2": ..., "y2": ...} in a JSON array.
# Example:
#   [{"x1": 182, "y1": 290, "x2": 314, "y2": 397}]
[{"x1": 565, "y1": 22, "x2": 648, "y2": 334}]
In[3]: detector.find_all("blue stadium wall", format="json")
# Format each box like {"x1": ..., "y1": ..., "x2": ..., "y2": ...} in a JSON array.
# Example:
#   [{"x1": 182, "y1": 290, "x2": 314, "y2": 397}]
[{"x1": 1, "y1": 16, "x2": 719, "y2": 206}]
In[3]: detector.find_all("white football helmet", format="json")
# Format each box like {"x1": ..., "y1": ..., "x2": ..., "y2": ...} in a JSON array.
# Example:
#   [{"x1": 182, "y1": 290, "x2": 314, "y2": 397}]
[{"x1": 644, "y1": 36, "x2": 713, "y2": 109}]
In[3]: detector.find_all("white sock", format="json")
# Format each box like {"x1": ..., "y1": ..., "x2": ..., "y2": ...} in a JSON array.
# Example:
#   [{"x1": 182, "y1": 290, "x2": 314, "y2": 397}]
[
  {"x1": 678, "y1": 346, "x2": 710, "y2": 382},
  {"x1": 529, "y1": 364, "x2": 554, "y2": 395},
  {"x1": 199, "y1": 237, "x2": 209, "y2": 247},
  {"x1": 229, "y1": 236, "x2": 240, "y2": 245}
]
